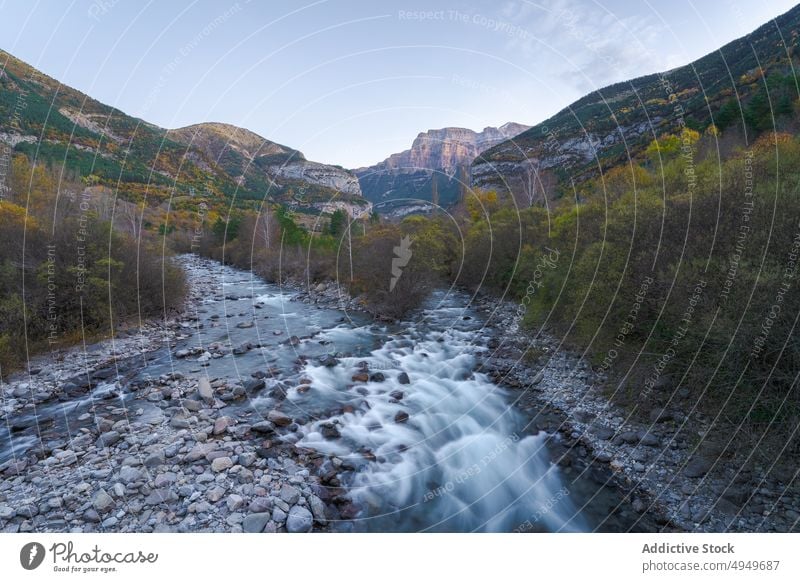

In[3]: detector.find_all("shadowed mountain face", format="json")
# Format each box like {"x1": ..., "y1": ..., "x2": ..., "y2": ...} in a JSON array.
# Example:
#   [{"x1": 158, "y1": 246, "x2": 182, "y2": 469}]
[
  {"x1": 0, "y1": 50, "x2": 366, "y2": 211},
  {"x1": 472, "y1": 4, "x2": 800, "y2": 203},
  {"x1": 354, "y1": 123, "x2": 529, "y2": 212}
]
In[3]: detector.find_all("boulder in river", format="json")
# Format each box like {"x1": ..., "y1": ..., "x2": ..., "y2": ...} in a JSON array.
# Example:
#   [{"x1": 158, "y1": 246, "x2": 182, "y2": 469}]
[
  {"x1": 244, "y1": 378, "x2": 266, "y2": 392},
  {"x1": 251, "y1": 421, "x2": 276, "y2": 434},
  {"x1": 267, "y1": 410, "x2": 292, "y2": 427},
  {"x1": 318, "y1": 354, "x2": 339, "y2": 367}
]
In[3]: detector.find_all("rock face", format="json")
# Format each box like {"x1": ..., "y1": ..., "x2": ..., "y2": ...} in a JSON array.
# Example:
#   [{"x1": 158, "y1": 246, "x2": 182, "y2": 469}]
[{"x1": 355, "y1": 122, "x2": 529, "y2": 210}]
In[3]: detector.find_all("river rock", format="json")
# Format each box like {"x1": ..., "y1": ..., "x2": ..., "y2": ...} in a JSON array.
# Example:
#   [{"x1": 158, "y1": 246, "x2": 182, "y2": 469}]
[
  {"x1": 394, "y1": 411, "x2": 409, "y2": 424},
  {"x1": 251, "y1": 421, "x2": 276, "y2": 434},
  {"x1": 279, "y1": 484, "x2": 300, "y2": 505},
  {"x1": 93, "y1": 489, "x2": 115, "y2": 513},
  {"x1": 211, "y1": 457, "x2": 234, "y2": 472},
  {"x1": 244, "y1": 378, "x2": 266, "y2": 392},
  {"x1": 308, "y1": 495, "x2": 327, "y2": 523},
  {"x1": 197, "y1": 378, "x2": 214, "y2": 403},
  {"x1": 96, "y1": 430, "x2": 122, "y2": 448},
  {"x1": 144, "y1": 488, "x2": 179, "y2": 505},
  {"x1": 118, "y1": 466, "x2": 142, "y2": 484},
  {"x1": 242, "y1": 512, "x2": 271, "y2": 533},
  {"x1": 369, "y1": 372, "x2": 385, "y2": 382},
  {"x1": 267, "y1": 410, "x2": 291, "y2": 427},
  {"x1": 397, "y1": 372, "x2": 410, "y2": 385},
  {"x1": 56, "y1": 450, "x2": 78, "y2": 465},
  {"x1": 232, "y1": 343, "x2": 251, "y2": 355},
  {"x1": 684, "y1": 456, "x2": 713, "y2": 478},
  {"x1": 351, "y1": 372, "x2": 369, "y2": 383},
  {"x1": 319, "y1": 355, "x2": 339, "y2": 367},
  {"x1": 227, "y1": 494, "x2": 244, "y2": 511},
  {"x1": 213, "y1": 416, "x2": 234, "y2": 435},
  {"x1": 272, "y1": 507, "x2": 287, "y2": 523},
  {"x1": 320, "y1": 423, "x2": 341, "y2": 439},
  {"x1": 286, "y1": 505, "x2": 313, "y2": 533}
]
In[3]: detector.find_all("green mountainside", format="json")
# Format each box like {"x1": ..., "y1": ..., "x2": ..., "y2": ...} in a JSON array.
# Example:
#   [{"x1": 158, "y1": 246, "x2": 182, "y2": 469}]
[
  {"x1": 0, "y1": 49, "x2": 366, "y2": 212},
  {"x1": 473, "y1": 4, "x2": 800, "y2": 198}
]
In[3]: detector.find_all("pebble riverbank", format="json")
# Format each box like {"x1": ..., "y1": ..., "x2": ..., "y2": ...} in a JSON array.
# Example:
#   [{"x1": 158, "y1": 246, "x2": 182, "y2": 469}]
[{"x1": 0, "y1": 256, "x2": 359, "y2": 533}]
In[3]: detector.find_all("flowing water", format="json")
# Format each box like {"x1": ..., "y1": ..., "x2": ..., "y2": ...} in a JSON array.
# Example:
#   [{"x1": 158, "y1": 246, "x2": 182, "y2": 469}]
[{"x1": 1, "y1": 256, "x2": 652, "y2": 532}]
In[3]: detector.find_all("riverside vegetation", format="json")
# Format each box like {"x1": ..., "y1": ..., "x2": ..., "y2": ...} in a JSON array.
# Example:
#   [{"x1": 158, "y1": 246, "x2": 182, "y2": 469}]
[{"x1": 0, "y1": 155, "x2": 186, "y2": 373}]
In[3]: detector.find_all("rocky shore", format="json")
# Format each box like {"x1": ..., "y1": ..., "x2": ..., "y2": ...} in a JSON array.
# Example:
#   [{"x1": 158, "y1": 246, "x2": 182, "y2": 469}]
[
  {"x1": 0, "y1": 257, "x2": 356, "y2": 533},
  {"x1": 474, "y1": 295, "x2": 800, "y2": 533}
]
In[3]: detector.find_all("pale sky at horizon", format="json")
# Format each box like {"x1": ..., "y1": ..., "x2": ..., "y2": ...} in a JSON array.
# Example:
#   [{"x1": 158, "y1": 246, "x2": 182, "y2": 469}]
[{"x1": 0, "y1": 0, "x2": 797, "y2": 168}]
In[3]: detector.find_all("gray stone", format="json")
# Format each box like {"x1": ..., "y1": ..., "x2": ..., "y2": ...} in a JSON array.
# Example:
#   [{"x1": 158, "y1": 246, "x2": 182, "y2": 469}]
[
  {"x1": 248, "y1": 498, "x2": 272, "y2": 513},
  {"x1": 251, "y1": 421, "x2": 276, "y2": 434},
  {"x1": 144, "y1": 452, "x2": 165, "y2": 468},
  {"x1": 118, "y1": 466, "x2": 142, "y2": 484},
  {"x1": 101, "y1": 516, "x2": 118, "y2": 528},
  {"x1": 207, "y1": 486, "x2": 226, "y2": 503},
  {"x1": 93, "y1": 489, "x2": 115, "y2": 513},
  {"x1": 56, "y1": 450, "x2": 78, "y2": 465},
  {"x1": 211, "y1": 457, "x2": 233, "y2": 472},
  {"x1": 590, "y1": 425, "x2": 615, "y2": 441},
  {"x1": 170, "y1": 415, "x2": 191, "y2": 429},
  {"x1": 197, "y1": 378, "x2": 214, "y2": 403},
  {"x1": 636, "y1": 430, "x2": 660, "y2": 447},
  {"x1": 286, "y1": 505, "x2": 313, "y2": 533},
  {"x1": 227, "y1": 494, "x2": 244, "y2": 512},
  {"x1": 244, "y1": 379, "x2": 266, "y2": 392},
  {"x1": 684, "y1": 457, "x2": 713, "y2": 478},
  {"x1": 97, "y1": 430, "x2": 122, "y2": 448},
  {"x1": 308, "y1": 495, "x2": 327, "y2": 523},
  {"x1": 0, "y1": 505, "x2": 15, "y2": 520},
  {"x1": 185, "y1": 443, "x2": 217, "y2": 462},
  {"x1": 144, "y1": 488, "x2": 178, "y2": 506},
  {"x1": 242, "y1": 512, "x2": 271, "y2": 533},
  {"x1": 267, "y1": 410, "x2": 291, "y2": 427},
  {"x1": 213, "y1": 417, "x2": 234, "y2": 435},
  {"x1": 272, "y1": 508, "x2": 287, "y2": 523},
  {"x1": 279, "y1": 484, "x2": 300, "y2": 505}
]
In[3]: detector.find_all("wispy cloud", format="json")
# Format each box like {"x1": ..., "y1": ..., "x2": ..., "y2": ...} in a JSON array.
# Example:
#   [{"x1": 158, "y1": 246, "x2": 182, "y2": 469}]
[{"x1": 498, "y1": 0, "x2": 681, "y2": 93}]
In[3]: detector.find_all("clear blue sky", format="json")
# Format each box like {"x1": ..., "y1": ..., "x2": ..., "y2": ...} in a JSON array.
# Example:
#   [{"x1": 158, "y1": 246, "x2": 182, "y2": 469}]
[{"x1": 0, "y1": 0, "x2": 797, "y2": 168}]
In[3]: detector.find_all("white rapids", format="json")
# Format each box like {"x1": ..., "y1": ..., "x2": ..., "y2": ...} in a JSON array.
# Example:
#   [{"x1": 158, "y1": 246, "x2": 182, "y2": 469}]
[{"x1": 294, "y1": 318, "x2": 586, "y2": 532}]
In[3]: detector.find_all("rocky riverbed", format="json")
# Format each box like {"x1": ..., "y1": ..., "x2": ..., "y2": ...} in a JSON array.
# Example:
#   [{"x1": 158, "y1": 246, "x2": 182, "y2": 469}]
[
  {"x1": 2, "y1": 255, "x2": 795, "y2": 533},
  {"x1": 0, "y1": 256, "x2": 357, "y2": 533}
]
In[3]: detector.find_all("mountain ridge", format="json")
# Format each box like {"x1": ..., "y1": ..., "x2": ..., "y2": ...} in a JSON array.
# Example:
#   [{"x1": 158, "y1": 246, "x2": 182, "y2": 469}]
[
  {"x1": 0, "y1": 49, "x2": 367, "y2": 214},
  {"x1": 472, "y1": 4, "x2": 800, "y2": 202}
]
